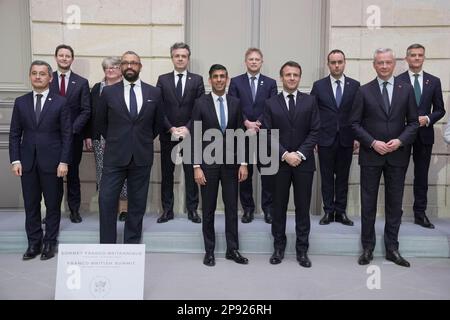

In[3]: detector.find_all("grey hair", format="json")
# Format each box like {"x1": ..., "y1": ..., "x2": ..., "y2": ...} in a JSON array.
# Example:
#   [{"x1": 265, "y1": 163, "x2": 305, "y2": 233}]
[
  {"x1": 170, "y1": 42, "x2": 191, "y2": 57},
  {"x1": 373, "y1": 48, "x2": 395, "y2": 61},
  {"x1": 29, "y1": 60, "x2": 53, "y2": 76},
  {"x1": 101, "y1": 56, "x2": 121, "y2": 70}
]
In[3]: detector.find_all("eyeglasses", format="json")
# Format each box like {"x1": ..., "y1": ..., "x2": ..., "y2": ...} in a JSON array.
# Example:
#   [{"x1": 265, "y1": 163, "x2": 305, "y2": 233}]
[
  {"x1": 120, "y1": 61, "x2": 141, "y2": 67},
  {"x1": 104, "y1": 66, "x2": 120, "y2": 71}
]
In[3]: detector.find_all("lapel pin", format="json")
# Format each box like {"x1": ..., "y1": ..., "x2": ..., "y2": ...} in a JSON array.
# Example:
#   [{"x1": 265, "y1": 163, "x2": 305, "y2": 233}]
[
  {"x1": 48, "y1": 98, "x2": 52, "y2": 101},
  {"x1": 72, "y1": 81, "x2": 76, "y2": 84},
  {"x1": 188, "y1": 77, "x2": 192, "y2": 80}
]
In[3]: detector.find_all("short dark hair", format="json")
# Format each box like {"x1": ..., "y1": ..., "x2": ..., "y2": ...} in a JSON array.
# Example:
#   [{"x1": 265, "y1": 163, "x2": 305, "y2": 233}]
[
  {"x1": 55, "y1": 44, "x2": 74, "y2": 58},
  {"x1": 209, "y1": 64, "x2": 228, "y2": 78},
  {"x1": 29, "y1": 60, "x2": 53, "y2": 76},
  {"x1": 406, "y1": 43, "x2": 425, "y2": 55},
  {"x1": 170, "y1": 42, "x2": 191, "y2": 58},
  {"x1": 327, "y1": 49, "x2": 346, "y2": 62},
  {"x1": 279, "y1": 61, "x2": 302, "y2": 77}
]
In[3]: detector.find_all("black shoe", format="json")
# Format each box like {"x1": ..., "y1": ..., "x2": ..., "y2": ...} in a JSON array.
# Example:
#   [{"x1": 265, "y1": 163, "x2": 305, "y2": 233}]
[
  {"x1": 118, "y1": 212, "x2": 127, "y2": 222},
  {"x1": 319, "y1": 213, "x2": 334, "y2": 225},
  {"x1": 40, "y1": 243, "x2": 56, "y2": 261},
  {"x1": 297, "y1": 251, "x2": 311, "y2": 268},
  {"x1": 157, "y1": 210, "x2": 174, "y2": 223},
  {"x1": 269, "y1": 249, "x2": 284, "y2": 265},
  {"x1": 414, "y1": 215, "x2": 435, "y2": 229},
  {"x1": 187, "y1": 210, "x2": 201, "y2": 223},
  {"x1": 23, "y1": 244, "x2": 42, "y2": 260},
  {"x1": 334, "y1": 213, "x2": 354, "y2": 226},
  {"x1": 386, "y1": 250, "x2": 410, "y2": 267},
  {"x1": 241, "y1": 210, "x2": 254, "y2": 223},
  {"x1": 225, "y1": 249, "x2": 248, "y2": 264},
  {"x1": 69, "y1": 210, "x2": 82, "y2": 223},
  {"x1": 263, "y1": 209, "x2": 273, "y2": 224},
  {"x1": 203, "y1": 253, "x2": 215, "y2": 267},
  {"x1": 358, "y1": 249, "x2": 373, "y2": 265}
]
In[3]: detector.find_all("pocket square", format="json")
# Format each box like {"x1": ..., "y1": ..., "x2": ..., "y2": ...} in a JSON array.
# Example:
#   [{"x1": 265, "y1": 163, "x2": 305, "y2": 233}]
[{"x1": 147, "y1": 99, "x2": 153, "y2": 102}]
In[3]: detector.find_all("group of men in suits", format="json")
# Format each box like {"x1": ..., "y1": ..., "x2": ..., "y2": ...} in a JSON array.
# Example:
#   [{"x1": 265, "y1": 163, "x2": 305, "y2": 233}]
[{"x1": 9, "y1": 42, "x2": 444, "y2": 267}]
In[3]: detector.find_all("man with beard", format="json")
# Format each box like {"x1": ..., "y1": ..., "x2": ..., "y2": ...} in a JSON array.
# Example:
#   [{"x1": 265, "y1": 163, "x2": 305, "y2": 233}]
[
  {"x1": 50, "y1": 44, "x2": 90, "y2": 223},
  {"x1": 96, "y1": 51, "x2": 163, "y2": 244}
]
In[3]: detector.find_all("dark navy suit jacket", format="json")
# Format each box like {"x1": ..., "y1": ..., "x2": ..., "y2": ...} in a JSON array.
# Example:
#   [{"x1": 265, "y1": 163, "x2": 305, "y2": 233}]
[
  {"x1": 310, "y1": 75, "x2": 360, "y2": 147},
  {"x1": 263, "y1": 92, "x2": 320, "y2": 172},
  {"x1": 396, "y1": 71, "x2": 445, "y2": 145},
  {"x1": 228, "y1": 73, "x2": 278, "y2": 122},
  {"x1": 351, "y1": 78, "x2": 419, "y2": 167},
  {"x1": 50, "y1": 71, "x2": 91, "y2": 135},
  {"x1": 9, "y1": 91, "x2": 72, "y2": 173},
  {"x1": 96, "y1": 81, "x2": 163, "y2": 167}
]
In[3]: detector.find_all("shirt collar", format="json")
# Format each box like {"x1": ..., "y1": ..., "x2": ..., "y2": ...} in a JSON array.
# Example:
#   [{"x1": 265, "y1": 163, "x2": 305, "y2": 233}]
[
  {"x1": 211, "y1": 92, "x2": 225, "y2": 102},
  {"x1": 408, "y1": 70, "x2": 423, "y2": 78},
  {"x1": 282, "y1": 90, "x2": 298, "y2": 99},
  {"x1": 247, "y1": 72, "x2": 260, "y2": 80},
  {"x1": 377, "y1": 76, "x2": 394, "y2": 86},
  {"x1": 123, "y1": 78, "x2": 141, "y2": 87},
  {"x1": 57, "y1": 70, "x2": 71, "y2": 79},
  {"x1": 330, "y1": 74, "x2": 345, "y2": 84},
  {"x1": 174, "y1": 70, "x2": 188, "y2": 77},
  {"x1": 33, "y1": 88, "x2": 49, "y2": 97}
]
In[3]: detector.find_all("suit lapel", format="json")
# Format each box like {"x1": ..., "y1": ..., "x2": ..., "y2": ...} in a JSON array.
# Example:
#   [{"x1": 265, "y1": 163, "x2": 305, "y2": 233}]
[
  {"x1": 65, "y1": 72, "x2": 76, "y2": 99},
  {"x1": 276, "y1": 93, "x2": 291, "y2": 121},
  {"x1": 420, "y1": 72, "x2": 431, "y2": 107},
  {"x1": 390, "y1": 80, "x2": 405, "y2": 117},
  {"x1": 181, "y1": 72, "x2": 193, "y2": 103},
  {"x1": 26, "y1": 93, "x2": 37, "y2": 127},
  {"x1": 137, "y1": 83, "x2": 149, "y2": 120},
  {"x1": 340, "y1": 78, "x2": 353, "y2": 107},
  {"x1": 37, "y1": 93, "x2": 55, "y2": 126},
  {"x1": 325, "y1": 79, "x2": 338, "y2": 109},
  {"x1": 116, "y1": 82, "x2": 131, "y2": 120},
  {"x1": 207, "y1": 94, "x2": 221, "y2": 130},
  {"x1": 369, "y1": 79, "x2": 389, "y2": 116}
]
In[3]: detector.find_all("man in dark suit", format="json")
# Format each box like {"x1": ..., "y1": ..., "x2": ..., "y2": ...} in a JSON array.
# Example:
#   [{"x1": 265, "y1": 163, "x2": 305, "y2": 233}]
[
  {"x1": 97, "y1": 51, "x2": 163, "y2": 244},
  {"x1": 397, "y1": 44, "x2": 445, "y2": 229},
  {"x1": 192, "y1": 64, "x2": 249, "y2": 267},
  {"x1": 9, "y1": 60, "x2": 72, "y2": 260},
  {"x1": 50, "y1": 44, "x2": 90, "y2": 223},
  {"x1": 264, "y1": 61, "x2": 320, "y2": 268},
  {"x1": 228, "y1": 48, "x2": 278, "y2": 224},
  {"x1": 310, "y1": 49, "x2": 360, "y2": 226},
  {"x1": 351, "y1": 48, "x2": 419, "y2": 267},
  {"x1": 156, "y1": 42, "x2": 205, "y2": 224}
]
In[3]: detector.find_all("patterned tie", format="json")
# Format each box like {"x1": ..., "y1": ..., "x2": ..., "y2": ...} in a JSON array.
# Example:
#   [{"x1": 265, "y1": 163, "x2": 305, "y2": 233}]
[
  {"x1": 35, "y1": 94, "x2": 43, "y2": 122},
  {"x1": 413, "y1": 74, "x2": 421, "y2": 106},
  {"x1": 218, "y1": 96, "x2": 226, "y2": 133},
  {"x1": 335, "y1": 79, "x2": 342, "y2": 108},
  {"x1": 129, "y1": 83, "x2": 138, "y2": 119},
  {"x1": 60, "y1": 74, "x2": 66, "y2": 96},
  {"x1": 250, "y1": 76, "x2": 257, "y2": 102},
  {"x1": 288, "y1": 94, "x2": 296, "y2": 119},
  {"x1": 176, "y1": 73, "x2": 183, "y2": 100},
  {"x1": 382, "y1": 81, "x2": 390, "y2": 114}
]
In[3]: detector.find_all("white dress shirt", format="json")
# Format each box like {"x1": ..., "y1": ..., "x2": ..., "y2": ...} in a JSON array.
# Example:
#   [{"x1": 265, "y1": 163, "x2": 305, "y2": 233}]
[
  {"x1": 377, "y1": 76, "x2": 394, "y2": 104},
  {"x1": 330, "y1": 74, "x2": 345, "y2": 98},
  {"x1": 247, "y1": 72, "x2": 260, "y2": 96},
  {"x1": 174, "y1": 70, "x2": 188, "y2": 96},
  {"x1": 123, "y1": 78, "x2": 143, "y2": 114},
  {"x1": 57, "y1": 70, "x2": 71, "y2": 93}
]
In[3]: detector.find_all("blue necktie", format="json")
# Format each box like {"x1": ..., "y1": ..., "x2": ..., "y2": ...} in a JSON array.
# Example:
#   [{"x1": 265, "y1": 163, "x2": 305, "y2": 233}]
[
  {"x1": 129, "y1": 83, "x2": 138, "y2": 119},
  {"x1": 218, "y1": 96, "x2": 226, "y2": 133},
  {"x1": 250, "y1": 76, "x2": 257, "y2": 102},
  {"x1": 335, "y1": 79, "x2": 342, "y2": 108},
  {"x1": 288, "y1": 94, "x2": 295, "y2": 119},
  {"x1": 382, "y1": 81, "x2": 390, "y2": 114},
  {"x1": 176, "y1": 73, "x2": 183, "y2": 100},
  {"x1": 35, "y1": 94, "x2": 43, "y2": 122},
  {"x1": 413, "y1": 74, "x2": 421, "y2": 106}
]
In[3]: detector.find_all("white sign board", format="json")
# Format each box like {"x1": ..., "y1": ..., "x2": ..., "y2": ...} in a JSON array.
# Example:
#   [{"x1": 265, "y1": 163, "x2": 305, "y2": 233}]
[{"x1": 55, "y1": 244, "x2": 145, "y2": 300}]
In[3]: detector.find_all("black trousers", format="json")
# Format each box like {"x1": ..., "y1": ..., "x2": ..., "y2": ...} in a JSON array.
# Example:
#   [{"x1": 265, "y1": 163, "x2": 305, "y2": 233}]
[
  {"x1": 318, "y1": 136, "x2": 353, "y2": 216},
  {"x1": 201, "y1": 165, "x2": 239, "y2": 254},
  {"x1": 360, "y1": 164, "x2": 406, "y2": 251},
  {"x1": 160, "y1": 140, "x2": 199, "y2": 212},
  {"x1": 66, "y1": 133, "x2": 83, "y2": 212},
  {"x1": 21, "y1": 161, "x2": 63, "y2": 246},
  {"x1": 272, "y1": 163, "x2": 313, "y2": 254},
  {"x1": 411, "y1": 139, "x2": 433, "y2": 218},
  {"x1": 99, "y1": 158, "x2": 151, "y2": 244}
]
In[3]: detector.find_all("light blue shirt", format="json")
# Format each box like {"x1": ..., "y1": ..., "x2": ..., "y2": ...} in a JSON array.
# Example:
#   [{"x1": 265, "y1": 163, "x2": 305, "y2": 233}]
[
  {"x1": 377, "y1": 76, "x2": 394, "y2": 104},
  {"x1": 211, "y1": 92, "x2": 228, "y2": 127},
  {"x1": 247, "y1": 72, "x2": 260, "y2": 96}
]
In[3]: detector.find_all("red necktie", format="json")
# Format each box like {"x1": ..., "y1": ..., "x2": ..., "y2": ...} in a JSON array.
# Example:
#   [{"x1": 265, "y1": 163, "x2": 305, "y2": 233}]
[{"x1": 60, "y1": 74, "x2": 66, "y2": 96}]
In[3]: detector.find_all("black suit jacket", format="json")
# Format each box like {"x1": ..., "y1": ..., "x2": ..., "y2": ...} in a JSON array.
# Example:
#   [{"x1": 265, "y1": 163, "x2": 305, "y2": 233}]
[
  {"x1": 351, "y1": 78, "x2": 419, "y2": 167},
  {"x1": 96, "y1": 81, "x2": 163, "y2": 167},
  {"x1": 228, "y1": 73, "x2": 278, "y2": 122},
  {"x1": 9, "y1": 91, "x2": 72, "y2": 173},
  {"x1": 396, "y1": 71, "x2": 445, "y2": 145},
  {"x1": 156, "y1": 71, "x2": 205, "y2": 141},
  {"x1": 310, "y1": 75, "x2": 360, "y2": 147},
  {"x1": 84, "y1": 82, "x2": 102, "y2": 140},
  {"x1": 50, "y1": 71, "x2": 91, "y2": 135},
  {"x1": 263, "y1": 92, "x2": 320, "y2": 172},
  {"x1": 191, "y1": 93, "x2": 245, "y2": 168}
]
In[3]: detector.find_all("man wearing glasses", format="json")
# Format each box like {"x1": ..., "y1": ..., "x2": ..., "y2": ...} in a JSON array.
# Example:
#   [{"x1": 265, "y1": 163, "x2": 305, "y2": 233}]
[{"x1": 96, "y1": 51, "x2": 163, "y2": 244}]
